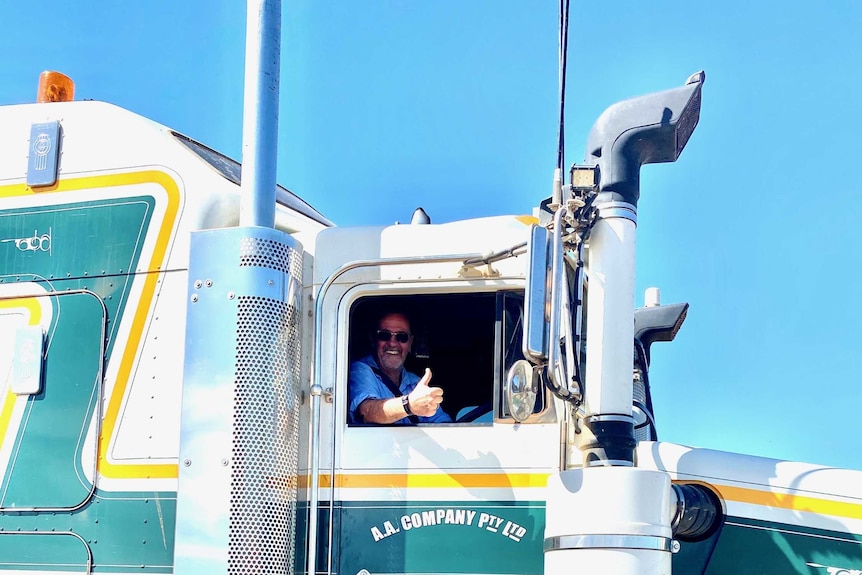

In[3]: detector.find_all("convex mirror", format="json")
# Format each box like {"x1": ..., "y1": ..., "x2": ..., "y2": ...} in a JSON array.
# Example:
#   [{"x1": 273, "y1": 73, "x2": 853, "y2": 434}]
[{"x1": 506, "y1": 359, "x2": 538, "y2": 422}]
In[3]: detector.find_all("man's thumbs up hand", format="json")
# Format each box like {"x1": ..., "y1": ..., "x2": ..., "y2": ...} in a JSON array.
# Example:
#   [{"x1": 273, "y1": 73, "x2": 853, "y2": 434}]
[{"x1": 408, "y1": 368, "x2": 443, "y2": 417}]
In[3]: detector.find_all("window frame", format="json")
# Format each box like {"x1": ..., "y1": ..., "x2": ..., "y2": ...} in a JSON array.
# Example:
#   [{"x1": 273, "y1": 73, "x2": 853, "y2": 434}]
[{"x1": 344, "y1": 288, "x2": 554, "y2": 427}]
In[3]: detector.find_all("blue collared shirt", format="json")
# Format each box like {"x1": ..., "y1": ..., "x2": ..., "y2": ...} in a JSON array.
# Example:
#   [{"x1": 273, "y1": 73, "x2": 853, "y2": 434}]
[{"x1": 348, "y1": 355, "x2": 453, "y2": 424}]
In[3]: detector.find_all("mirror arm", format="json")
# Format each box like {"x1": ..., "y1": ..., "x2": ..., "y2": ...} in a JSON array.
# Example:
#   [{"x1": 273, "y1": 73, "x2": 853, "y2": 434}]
[
  {"x1": 547, "y1": 206, "x2": 583, "y2": 404},
  {"x1": 546, "y1": 207, "x2": 565, "y2": 397}
]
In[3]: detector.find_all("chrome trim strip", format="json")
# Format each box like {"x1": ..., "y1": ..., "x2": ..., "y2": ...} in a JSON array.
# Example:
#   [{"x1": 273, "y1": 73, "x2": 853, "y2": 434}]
[
  {"x1": 0, "y1": 531, "x2": 93, "y2": 574},
  {"x1": 544, "y1": 534, "x2": 673, "y2": 552},
  {"x1": 585, "y1": 414, "x2": 634, "y2": 424},
  {"x1": 585, "y1": 459, "x2": 635, "y2": 467},
  {"x1": 596, "y1": 201, "x2": 637, "y2": 224}
]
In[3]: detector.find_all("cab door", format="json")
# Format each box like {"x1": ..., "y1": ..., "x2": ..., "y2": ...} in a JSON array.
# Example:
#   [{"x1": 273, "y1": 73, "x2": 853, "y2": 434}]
[{"x1": 332, "y1": 287, "x2": 560, "y2": 575}]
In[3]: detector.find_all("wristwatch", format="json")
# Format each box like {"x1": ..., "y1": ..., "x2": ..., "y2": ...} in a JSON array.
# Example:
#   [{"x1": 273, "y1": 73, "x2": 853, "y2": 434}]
[{"x1": 401, "y1": 395, "x2": 413, "y2": 415}]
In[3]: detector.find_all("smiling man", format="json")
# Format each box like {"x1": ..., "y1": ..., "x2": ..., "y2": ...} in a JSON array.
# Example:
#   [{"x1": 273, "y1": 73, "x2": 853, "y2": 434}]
[{"x1": 348, "y1": 311, "x2": 452, "y2": 424}]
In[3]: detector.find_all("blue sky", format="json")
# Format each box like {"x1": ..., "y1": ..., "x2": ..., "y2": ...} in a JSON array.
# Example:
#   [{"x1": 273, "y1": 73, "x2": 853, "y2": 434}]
[{"x1": 2, "y1": 1, "x2": 860, "y2": 470}]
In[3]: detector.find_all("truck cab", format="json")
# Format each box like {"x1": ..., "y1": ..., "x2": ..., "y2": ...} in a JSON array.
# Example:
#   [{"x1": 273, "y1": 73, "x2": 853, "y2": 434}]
[
  {"x1": 4, "y1": 73, "x2": 862, "y2": 575},
  {"x1": 308, "y1": 217, "x2": 561, "y2": 574}
]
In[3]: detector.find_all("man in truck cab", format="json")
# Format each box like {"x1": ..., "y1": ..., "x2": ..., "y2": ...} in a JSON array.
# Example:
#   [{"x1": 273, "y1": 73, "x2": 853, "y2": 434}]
[{"x1": 348, "y1": 311, "x2": 452, "y2": 424}]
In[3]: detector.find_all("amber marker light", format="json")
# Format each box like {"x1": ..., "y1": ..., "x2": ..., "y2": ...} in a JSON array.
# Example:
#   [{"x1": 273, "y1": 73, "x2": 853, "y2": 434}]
[{"x1": 37, "y1": 70, "x2": 75, "y2": 103}]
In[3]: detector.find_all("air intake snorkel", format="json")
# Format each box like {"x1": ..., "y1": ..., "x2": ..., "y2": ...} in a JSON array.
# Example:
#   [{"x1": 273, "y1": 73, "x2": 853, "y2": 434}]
[
  {"x1": 545, "y1": 71, "x2": 707, "y2": 575},
  {"x1": 579, "y1": 71, "x2": 705, "y2": 467},
  {"x1": 587, "y1": 70, "x2": 705, "y2": 206}
]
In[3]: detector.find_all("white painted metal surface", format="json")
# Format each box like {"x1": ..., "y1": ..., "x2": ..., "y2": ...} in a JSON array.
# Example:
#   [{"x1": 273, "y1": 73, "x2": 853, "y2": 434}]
[
  {"x1": 584, "y1": 211, "x2": 636, "y2": 418},
  {"x1": 545, "y1": 467, "x2": 673, "y2": 574}
]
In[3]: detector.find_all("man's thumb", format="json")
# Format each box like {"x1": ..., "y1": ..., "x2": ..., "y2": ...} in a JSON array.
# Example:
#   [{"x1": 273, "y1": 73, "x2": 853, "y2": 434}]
[{"x1": 418, "y1": 368, "x2": 432, "y2": 386}]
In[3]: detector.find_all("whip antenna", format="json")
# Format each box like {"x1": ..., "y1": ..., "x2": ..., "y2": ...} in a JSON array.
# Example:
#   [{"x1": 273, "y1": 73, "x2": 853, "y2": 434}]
[{"x1": 552, "y1": 0, "x2": 571, "y2": 209}]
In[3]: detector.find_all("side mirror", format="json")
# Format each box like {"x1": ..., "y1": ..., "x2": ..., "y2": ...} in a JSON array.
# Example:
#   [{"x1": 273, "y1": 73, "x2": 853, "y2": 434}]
[
  {"x1": 523, "y1": 224, "x2": 550, "y2": 362},
  {"x1": 506, "y1": 359, "x2": 538, "y2": 422}
]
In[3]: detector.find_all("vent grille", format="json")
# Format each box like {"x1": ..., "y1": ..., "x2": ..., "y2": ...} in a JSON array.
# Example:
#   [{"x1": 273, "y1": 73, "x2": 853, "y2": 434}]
[
  {"x1": 228, "y1": 242, "x2": 302, "y2": 575},
  {"x1": 239, "y1": 237, "x2": 299, "y2": 275}
]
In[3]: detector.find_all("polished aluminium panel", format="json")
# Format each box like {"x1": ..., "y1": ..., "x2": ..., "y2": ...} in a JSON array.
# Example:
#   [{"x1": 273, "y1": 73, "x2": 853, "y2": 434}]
[{"x1": 175, "y1": 226, "x2": 303, "y2": 575}]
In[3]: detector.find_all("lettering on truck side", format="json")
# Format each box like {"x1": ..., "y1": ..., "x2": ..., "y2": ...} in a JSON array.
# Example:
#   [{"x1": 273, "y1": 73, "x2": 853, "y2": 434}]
[{"x1": 369, "y1": 508, "x2": 527, "y2": 543}]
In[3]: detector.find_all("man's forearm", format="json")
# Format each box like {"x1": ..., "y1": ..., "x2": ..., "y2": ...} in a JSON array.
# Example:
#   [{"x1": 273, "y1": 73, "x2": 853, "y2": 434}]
[{"x1": 358, "y1": 396, "x2": 410, "y2": 424}]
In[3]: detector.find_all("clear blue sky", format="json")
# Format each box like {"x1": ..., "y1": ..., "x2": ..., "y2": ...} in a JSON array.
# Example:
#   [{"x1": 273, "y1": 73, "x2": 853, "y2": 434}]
[{"x1": 2, "y1": 1, "x2": 860, "y2": 470}]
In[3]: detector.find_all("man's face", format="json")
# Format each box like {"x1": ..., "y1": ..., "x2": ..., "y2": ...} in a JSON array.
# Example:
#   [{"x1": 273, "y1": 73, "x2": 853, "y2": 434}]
[{"x1": 374, "y1": 313, "x2": 413, "y2": 375}]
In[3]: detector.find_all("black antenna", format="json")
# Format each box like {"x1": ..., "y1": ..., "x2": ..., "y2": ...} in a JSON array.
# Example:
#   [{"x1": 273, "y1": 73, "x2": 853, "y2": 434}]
[{"x1": 552, "y1": 0, "x2": 571, "y2": 208}]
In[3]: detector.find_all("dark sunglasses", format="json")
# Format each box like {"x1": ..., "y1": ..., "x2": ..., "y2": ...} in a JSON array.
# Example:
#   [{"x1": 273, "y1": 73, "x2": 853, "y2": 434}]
[{"x1": 375, "y1": 329, "x2": 410, "y2": 343}]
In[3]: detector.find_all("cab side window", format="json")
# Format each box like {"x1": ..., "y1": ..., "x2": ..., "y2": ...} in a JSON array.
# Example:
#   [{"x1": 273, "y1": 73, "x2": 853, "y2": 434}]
[{"x1": 347, "y1": 293, "x2": 496, "y2": 425}]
